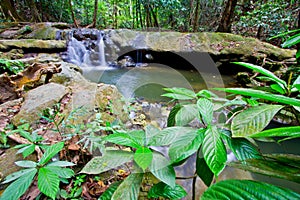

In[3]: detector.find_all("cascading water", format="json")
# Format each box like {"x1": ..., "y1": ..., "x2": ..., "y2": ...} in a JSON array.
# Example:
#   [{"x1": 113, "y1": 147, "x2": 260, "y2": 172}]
[
  {"x1": 66, "y1": 29, "x2": 107, "y2": 67},
  {"x1": 98, "y1": 32, "x2": 107, "y2": 66}
]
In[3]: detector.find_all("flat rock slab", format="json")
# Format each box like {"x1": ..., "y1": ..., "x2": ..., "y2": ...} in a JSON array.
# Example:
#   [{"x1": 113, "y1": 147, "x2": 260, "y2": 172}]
[
  {"x1": 12, "y1": 83, "x2": 69, "y2": 125},
  {"x1": 0, "y1": 39, "x2": 66, "y2": 50}
]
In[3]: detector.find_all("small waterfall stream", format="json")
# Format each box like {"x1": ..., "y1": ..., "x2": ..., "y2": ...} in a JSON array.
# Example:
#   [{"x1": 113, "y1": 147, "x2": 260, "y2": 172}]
[{"x1": 66, "y1": 29, "x2": 107, "y2": 67}]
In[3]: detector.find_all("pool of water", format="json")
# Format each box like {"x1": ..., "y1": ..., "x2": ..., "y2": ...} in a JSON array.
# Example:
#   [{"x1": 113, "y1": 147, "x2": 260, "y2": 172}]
[{"x1": 83, "y1": 64, "x2": 236, "y2": 101}]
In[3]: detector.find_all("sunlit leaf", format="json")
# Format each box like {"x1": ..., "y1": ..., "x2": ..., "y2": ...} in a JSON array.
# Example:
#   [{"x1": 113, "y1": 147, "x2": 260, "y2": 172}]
[
  {"x1": 104, "y1": 132, "x2": 141, "y2": 149},
  {"x1": 282, "y1": 33, "x2": 300, "y2": 48},
  {"x1": 231, "y1": 105, "x2": 283, "y2": 137},
  {"x1": 162, "y1": 87, "x2": 196, "y2": 100},
  {"x1": 80, "y1": 150, "x2": 134, "y2": 174},
  {"x1": 201, "y1": 179, "x2": 300, "y2": 200},
  {"x1": 134, "y1": 147, "x2": 153, "y2": 171},
  {"x1": 1, "y1": 168, "x2": 37, "y2": 184},
  {"x1": 47, "y1": 161, "x2": 75, "y2": 167}
]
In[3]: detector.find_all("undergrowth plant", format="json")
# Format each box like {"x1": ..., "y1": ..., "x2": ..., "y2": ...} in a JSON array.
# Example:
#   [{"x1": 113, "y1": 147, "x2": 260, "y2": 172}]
[
  {"x1": 0, "y1": 59, "x2": 25, "y2": 75},
  {"x1": 0, "y1": 142, "x2": 75, "y2": 200}
]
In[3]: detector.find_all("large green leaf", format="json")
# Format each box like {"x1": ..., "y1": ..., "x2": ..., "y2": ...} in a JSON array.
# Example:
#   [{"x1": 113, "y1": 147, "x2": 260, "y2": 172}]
[
  {"x1": 98, "y1": 181, "x2": 122, "y2": 200},
  {"x1": 250, "y1": 126, "x2": 300, "y2": 139},
  {"x1": 197, "y1": 98, "x2": 214, "y2": 125},
  {"x1": 292, "y1": 75, "x2": 300, "y2": 92},
  {"x1": 231, "y1": 105, "x2": 283, "y2": 137},
  {"x1": 149, "y1": 152, "x2": 175, "y2": 188},
  {"x1": 111, "y1": 173, "x2": 143, "y2": 200},
  {"x1": 0, "y1": 169, "x2": 37, "y2": 200},
  {"x1": 38, "y1": 167, "x2": 60, "y2": 199},
  {"x1": 222, "y1": 132, "x2": 262, "y2": 161},
  {"x1": 202, "y1": 126, "x2": 227, "y2": 176},
  {"x1": 196, "y1": 156, "x2": 214, "y2": 187},
  {"x1": 175, "y1": 104, "x2": 199, "y2": 126},
  {"x1": 148, "y1": 127, "x2": 196, "y2": 146},
  {"x1": 17, "y1": 144, "x2": 35, "y2": 158},
  {"x1": 39, "y1": 142, "x2": 64, "y2": 165},
  {"x1": 148, "y1": 182, "x2": 187, "y2": 199},
  {"x1": 1, "y1": 168, "x2": 37, "y2": 184},
  {"x1": 145, "y1": 125, "x2": 160, "y2": 146},
  {"x1": 169, "y1": 128, "x2": 205, "y2": 164},
  {"x1": 134, "y1": 147, "x2": 153, "y2": 171},
  {"x1": 162, "y1": 87, "x2": 196, "y2": 100},
  {"x1": 229, "y1": 154, "x2": 300, "y2": 183},
  {"x1": 104, "y1": 133, "x2": 141, "y2": 149},
  {"x1": 80, "y1": 150, "x2": 134, "y2": 174},
  {"x1": 201, "y1": 179, "x2": 300, "y2": 200},
  {"x1": 232, "y1": 62, "x2": 287, "y2": 88},
  {"x1": 214, "y1": 88, "x2": 300, "y2": 106}
]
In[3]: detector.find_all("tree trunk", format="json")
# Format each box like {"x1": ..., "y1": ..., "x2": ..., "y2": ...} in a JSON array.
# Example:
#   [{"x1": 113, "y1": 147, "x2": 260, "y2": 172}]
[
  {"x1": 68, "y1": 0, "x2": 79, "y2": 28},
  {"x1": 86, "y1": 0, "x2": 98, "y2": 28},
  {"x1": 217, "y1": 0, "x2": 238, "y2": 33},
  {"x1": 0, "y1": 0, "x2": 24, "y2": 21},
  {"x1": 27, "y1": 0, "x2": 42, "y2": 22},
  {"x1": 193, "y1": 0, "x2": 200, "y2": 32}
]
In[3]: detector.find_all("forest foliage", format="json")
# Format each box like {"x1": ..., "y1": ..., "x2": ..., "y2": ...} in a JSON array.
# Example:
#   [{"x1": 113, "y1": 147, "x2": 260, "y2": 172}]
[{"x1": 0, "y1": 0, "x2": 299, "y2": 41}]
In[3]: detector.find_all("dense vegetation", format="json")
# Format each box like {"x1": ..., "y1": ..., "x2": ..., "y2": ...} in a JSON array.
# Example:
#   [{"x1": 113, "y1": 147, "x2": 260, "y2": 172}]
[{"x1": 1, "y1": 0, "x2": 299, "y2": 39}]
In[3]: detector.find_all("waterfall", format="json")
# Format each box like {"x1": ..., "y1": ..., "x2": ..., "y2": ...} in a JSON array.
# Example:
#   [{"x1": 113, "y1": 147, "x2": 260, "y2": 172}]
[
  {"x1": 66, "y1": 29, "x2": 108, "y2": 67},
  {"x1": 98, "y1": 33, "x2": 107, "y2": 66}
]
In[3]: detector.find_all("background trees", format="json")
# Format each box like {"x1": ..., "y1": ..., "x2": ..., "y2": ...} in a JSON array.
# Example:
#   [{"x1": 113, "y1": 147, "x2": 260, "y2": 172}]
[{"x1": 0, "y1": 0, "x2": 299, "y2": 41}]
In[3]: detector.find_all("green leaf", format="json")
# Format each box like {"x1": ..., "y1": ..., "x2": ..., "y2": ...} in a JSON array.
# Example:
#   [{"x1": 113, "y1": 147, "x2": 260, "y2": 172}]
[
  {"x1": 111, "y1": 173, "x2": 143, "y2": 200},
  {"x1": 39, "y1": 142, "x2": 64, "y2": 165},
  {"x1": 202, "y1": 126, "x2": 227, "y2": 176},
  {"x1": 169, "y1": 128, "x2": 205, "y2": 164},
  {"x1": 16, "y1": 144, "x2": 35, "y2": 158},
  {"x1": 149, "y1": 152, "x2": 175, "y2": 188},
  {"x1": 104, "y1": 133, "x2": 141, "y2": 149},
  {"x1": 232, "y1": 62, "x2": 287, "y2": 88},
  {"x1": 145, "y1": 125, "x2": 160, "y2": 146},
  {"x1": 0, "y1": 169, "x2": 36, "y2": 200},
  {"x1": 47, "y1": 161, "x2": 75, "y2": 167},
  {"x1": 250, "y1": 126, "x2": 300, "y2": 139},
  {"x1": 38, "y1": 167, "x2": 60, "y2": 199},
  {"x1": 134, "y1": 147, "x2": 153, "y2": 171},
  {"x1": 292, "y1": 75, "x2": 300, "y2": 91},
  {"x1": 148, "y1": 182, "x2": 187, "y2": 199},
  {"x1": 222, "y1": 130, "x2": 262, "y2": 161},
  {"x1": 148, "y1": 127, "x2": 196, "y2": 146},
  {"x1": 270, "y1": 83, "x2": 286, "y2": 94},
  {"x1": 99, "y1": 181, "x2": 122, "y2": 200},
  {"x1": 296, "y1": 49, "x2": 300, "y2": 60},
  {"x1": 44, "y1": 166, "x2": 74, "y2": 179},
  {"x1": 214, "y1": 88, "x2": 300, "y2": 106},
  {"x1": 162, "y1": 87, "x2": 196, "y2": 100},
  {"x1": 196, "y1": 156, "x2": 214, "y2": 187},
  {"x1": 167, "y1": 104, "x2": 182, "y2": 127},
  {"x1": 80, "y1": 150, "x2": 134, "y2": 174},
  {"x1": 15, "y1": 160, "x2": 37, "y2": 168},
  {"x1": 175, "y1": 104, "x2": 199, "y2": 126},
  {"x1": 282, "y1": 33, "x2": 300, "y2": 48},
  {"x1": 231, "y1": 105, "x2": 283, "y2": 137},
  {"x1": 201, "y1": 179, "x2": 300, "y2": 200},
  {"x1": 197, "y1": 98, "x2": 214, "y2": 125},
  {"x1": 1, "y1": 168, "x2": 37, "y2": 184},
  {"x1": 229, "y1": 154, "x2": 300, "y2": 183}
]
